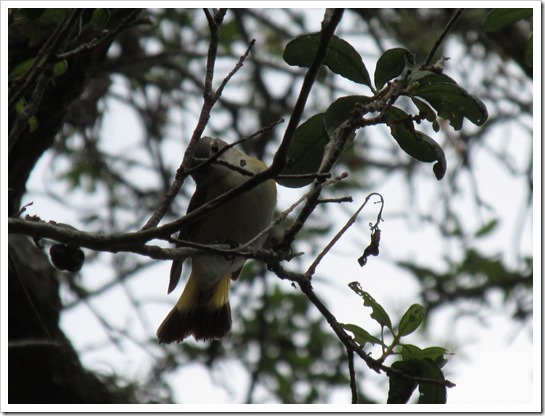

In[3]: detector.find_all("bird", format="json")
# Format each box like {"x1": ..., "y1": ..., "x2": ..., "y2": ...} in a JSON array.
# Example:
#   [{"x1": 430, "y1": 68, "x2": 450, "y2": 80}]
[{"x1": 157, "y1": 136, "x2": 277, "y2": 343}]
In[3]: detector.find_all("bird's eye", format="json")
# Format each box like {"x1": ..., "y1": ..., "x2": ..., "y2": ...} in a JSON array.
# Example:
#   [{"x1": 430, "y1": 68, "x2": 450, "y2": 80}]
[{"x1": 211, "y1": 141, "x2": 220, "y2": 153}]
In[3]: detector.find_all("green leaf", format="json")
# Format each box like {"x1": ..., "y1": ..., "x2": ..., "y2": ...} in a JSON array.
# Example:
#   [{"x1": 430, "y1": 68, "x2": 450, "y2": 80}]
[
  {"x1": 28, "y1": 115, "x2": 39, "y2": 133},
  {"x1": 12, "y1": 98, "x2": 39, "y2": 133},
  {"x1": 36, "y1": 8, "x2": 67, "y2": 26},
  {"x1": 277, "y1": 114, "x2": 328, "y2": 188},
  {"x1": 417, "y1": 359, "x2": 447, "y2": 404},
  {"x1": 348, "y1": 281, "x2": 393, "y2": 330},
  {"x1": 15, "y1": 99, "x2": 26, "y2": 114},
  {"x1": 408, "y1": 70, "x2": 457, "y2": 88},
  {"x1": 386, "y1": 106, "x2": 447, "y2": 180},
  {"x1": 401, "y1": 344, "x2": 450, "y2": 364},
  {"x1": 411, "y1": 97, "x2": 437, "y2": 123},
  {"x1": 9, "y1": 58, "x2": 35, "y2": 81},
  {"x1": 283, "y1": 33, "x2": 372, "y2": 87},
  {"x1": 475, "y1": 219, "x2": 499, "y2": 238},
  {"x1": 53, "y1": 60, "x2": 68, "y2": 77},
  {"x1": 374, "y1": 47, "x2": 415, "y2": 90},
  {"x1": 483, "y1": 8, "x2": 533, "y2": 32},
  {"x1": 324, "y1": 95, "x2": 372, "y2": 136},
  {"x1": 387, "y1": 360, "x2": 419, "y2": 404},
  {"x1": 400, "y1": 344, "x2": 423, "y2": 360},
  {"x1": 398, "y1": 304, "x2": 426, "y2": 337},
  {"x1": 91, "y1": 8, "x2": 110, "y2": 31},
  {"x1": 421, "y1": 347, "x2": 450, "y2": 368},
  {"x1": 389, "y1": 356, "x2": 448, "y2": 404},
  {"x1": 340, "y1": 323, "x2": 382, "y2": 346},
  {"x1": 411, "y1": 82, "x2": 488, "y2": 130}
]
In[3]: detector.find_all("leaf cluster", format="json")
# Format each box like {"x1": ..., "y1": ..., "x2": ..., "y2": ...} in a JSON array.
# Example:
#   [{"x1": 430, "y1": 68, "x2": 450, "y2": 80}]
[{"x1": 341, "y1": 281, "x2": 450, "y2": 403}]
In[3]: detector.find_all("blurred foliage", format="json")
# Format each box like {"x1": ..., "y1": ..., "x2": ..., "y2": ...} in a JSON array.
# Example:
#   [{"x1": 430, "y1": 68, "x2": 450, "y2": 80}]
[{"x1": 8, "y1": 8, "x2": 533, "y2": 404}]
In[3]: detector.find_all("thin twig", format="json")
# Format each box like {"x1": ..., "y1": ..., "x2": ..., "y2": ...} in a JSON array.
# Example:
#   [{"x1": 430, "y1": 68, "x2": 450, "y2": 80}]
[
  {"x1": 240, "y1": 173, "x2": 349, "y2": 250},
  {"x1": 142, "y1": 8, "x2": 344, "y2": 240},
  {"x1": 211, "y1": 39, "x2": 256, "y2": 102},
  {"x1": 142, "y1": 10, "x2": 255, "y2": 231},
  {"x1": 423, "y1": 9, "x2": 464, "y2": 68},
  {"x1": 186, "y1": 119, "x2": 284, "y2": 179},
  {"x1": 306, "y1": 193, "x2": 384, "y2": 278},
  {"x1": 8, "y1": 339, "x2": 62, "y2": 349},
  {"x1": 203, "y1": 8, "x2": 227, "y2": 95},
  {"x1": 317, "y1": 197, "x2": 353, "y2": 204},
  {"x1": 8, "y1": 68, "x2": 53, "y2": 152},
  {"x1": 271, "y1": 8, "x2": 345, "y2": 172},
  {"x1": 57, "y1": 10, "x2": 143, "y2": 59}
]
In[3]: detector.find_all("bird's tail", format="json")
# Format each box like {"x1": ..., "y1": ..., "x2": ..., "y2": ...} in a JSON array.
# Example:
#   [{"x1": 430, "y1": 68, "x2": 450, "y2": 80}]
[{"x1": 157, "y1": 271, "x2": 232, "y2": 343}]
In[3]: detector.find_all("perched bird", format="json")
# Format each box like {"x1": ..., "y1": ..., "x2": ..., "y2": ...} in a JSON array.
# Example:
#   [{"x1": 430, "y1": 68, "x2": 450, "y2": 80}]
[{"x1": 157, "y1": 137, "x2": 277, "y2": 343}]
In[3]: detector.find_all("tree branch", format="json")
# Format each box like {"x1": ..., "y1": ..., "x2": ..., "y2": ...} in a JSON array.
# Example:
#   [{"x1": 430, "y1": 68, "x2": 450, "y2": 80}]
[
  {"x1": 271, "y1": 8, "x2": 345, "y2": 173},
  {"x1": 347, "y1": 347, "x2": 359, "y2": 404},
  {"x1": 142, "y1": 8, "x2": 244, "y2": 231},
  {"x1": 422, "y1": 9, "x2": 464, "y2": 68}
]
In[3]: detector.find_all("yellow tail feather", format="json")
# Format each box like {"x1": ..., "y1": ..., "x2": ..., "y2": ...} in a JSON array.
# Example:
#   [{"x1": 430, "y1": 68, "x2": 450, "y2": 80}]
[{"x1": 157, "y1": 272, "x2": 232, "y2": 343}]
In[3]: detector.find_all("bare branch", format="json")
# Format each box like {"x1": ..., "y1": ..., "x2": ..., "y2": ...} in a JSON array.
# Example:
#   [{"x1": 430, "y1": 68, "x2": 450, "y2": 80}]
[
  {"x1": 347, "y1": 348, "x2": 359, "y2": 404},
  {"x1": 306, "y1": 193, "x2": 384, "y2": 278},
  {"x1": 422, "y1": 9, "x2": 464, "y2": 68},
  {"x1": 142, "y1": 10, "x2": 255, "y2": 231}
]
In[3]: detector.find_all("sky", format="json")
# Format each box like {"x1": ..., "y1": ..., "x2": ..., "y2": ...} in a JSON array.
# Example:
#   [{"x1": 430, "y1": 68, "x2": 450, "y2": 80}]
[{"x1": 2, "y1": 2, "x2": 541, "y2": 412}]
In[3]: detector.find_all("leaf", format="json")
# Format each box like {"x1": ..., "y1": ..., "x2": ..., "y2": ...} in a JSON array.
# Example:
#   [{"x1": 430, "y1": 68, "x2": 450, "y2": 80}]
[
  {"x1": 28, "y1": 115, "x2": 39, "y2": 133},
  {"x1": 475, "y1": 218, "x2": 499, "y2": 238},
  {"x1": 340, "y1": 323, "x2": 382, "y2": 346},
  {"x1": 324, "y1": 95, "x2": 373, "y2": 136},
  {"x1": 411, "y1": 97, "x2": 437, "y2": 123},
  {"x1": 283, "y1": 33, "x2": 372, "y2": 87},
  {"x1": 374, "y1": 47, "x2": 415, "y2": 90},
  {"x1": 91, "y1": 8, "x2": 110, "y2": 31},
  {"x1": 36, "y1": 8, "x2": 67, "y2": 26},
  {"x1": 417, "y1": 359, "x2": 447, "y2": 404},
  {"x1": 408, "y1": 70, "x2": 457, "y2": 87},
  {"x1": 386, "y1": 106, "x2": 447, "y2": 180},
  {"x1": 401, "y1": 344, "x2": 449, "y2": 364},
  {"x1": 348, "y1": 281, "x2": 393, "y2": 330},
  {"x1": 411, "y1": 82, "x2": 488, "y2": 130},
  {"x1": 15, "y1": 99, "x2": 26, "y2": 114},
  {"x1": 357, "y1": 227, "x2": 381, "y2": 267},
  {"x1": 387, "y1": 360, "x2": 419, "y2": 404},
  {"x1": 460, "y1": 248, "x2": 509, "y2": 283},
  {"x1": 483, "y1": 8, "x2": 533, "y2": 32},
  {"x1": 400, "y1": 344, "x2": 422, "y2": 360},
  {"x1": 15, "y1": 98, "x2": 40, "y2": 133},
  {"x1": 420, "y1": 347, "x2": 450, "y2": 368},
  {"x1": 277, "y1": 114, "x2": 328, "y2": 188},
  {"x1": 53, "y1": 60, "x2": 68, "y2": 77},
  {"x1": 386, "y1": 107, "x2": 434, "y2": 161},
  {"x1": 390, "y1": 355, "x2": 448, "y2": 404},
  {"x1": 9, "y1": 58, "x2": 35, "y2": 81},
  {"x1": 398, "y1": 304, "x2": 426, "y2": 337}
]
